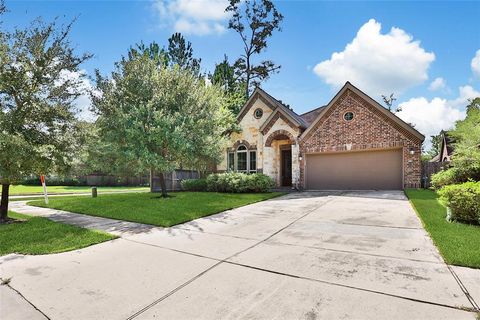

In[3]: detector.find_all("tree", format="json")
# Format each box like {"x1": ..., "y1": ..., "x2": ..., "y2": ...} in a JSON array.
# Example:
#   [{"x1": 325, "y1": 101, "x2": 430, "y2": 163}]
[
  {"x1": 167, "y1": 33, "x2": 201, "y2": 75},
  {"x1": 128, "y1": 41, "x2": 168, "y2": 68},
  {"x1": 426, "y1": 134, "x2": 442, "y2": 159},
  {"x1": 0, "y1": 15, "x2": 91, "y2": 222},
  {"x1": 91, "y1": 53, "x2": 235, "y2": 197},
  {"x1": 449, "y1": 97, "x2": 480, "y2": 181},
  {"x1": 381, "y1": 93, "x2": 401, "y2": 112},
  {"x1": 226, "y1": 0, "x2": 283, "y2": 97},
  {"x1": 210, "y1": 55, "x2": 247, "y2": 114}
]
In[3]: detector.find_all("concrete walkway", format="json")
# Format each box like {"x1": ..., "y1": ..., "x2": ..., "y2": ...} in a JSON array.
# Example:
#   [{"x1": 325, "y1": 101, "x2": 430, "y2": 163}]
[
  {"x1": 1, "y1": 191, "x2": 479, "y2": 319},
  {"x1": 9, "y1": 201, "x2": 156, "y2": 236}
]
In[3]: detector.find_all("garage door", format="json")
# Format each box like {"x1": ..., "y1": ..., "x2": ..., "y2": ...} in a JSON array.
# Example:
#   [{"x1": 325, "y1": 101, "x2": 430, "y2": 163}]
[{"x1": 305, "y1": 149, "x2": 403, "y2": 190}]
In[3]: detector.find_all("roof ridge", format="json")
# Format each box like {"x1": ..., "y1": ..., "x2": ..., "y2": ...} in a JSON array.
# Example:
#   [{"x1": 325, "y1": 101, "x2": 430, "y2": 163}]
[
  {"x1": 300, "y1": 105, "x2": 326, "y2": 116},
  {"x1": 255, "y1": 87, "x2": 307, "y2": 127}
]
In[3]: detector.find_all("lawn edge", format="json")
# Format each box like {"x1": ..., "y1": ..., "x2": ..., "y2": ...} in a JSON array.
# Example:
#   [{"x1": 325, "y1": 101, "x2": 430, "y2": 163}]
[
  {"x1": 404, "y1": 188, "x2": 480, "y2": 269},
  {"x1": 0, "y1": 211, "x2": 118, "y2": 257},
  {"x1": 26, "y1": 191, "x2": 287, "y2": 228}
]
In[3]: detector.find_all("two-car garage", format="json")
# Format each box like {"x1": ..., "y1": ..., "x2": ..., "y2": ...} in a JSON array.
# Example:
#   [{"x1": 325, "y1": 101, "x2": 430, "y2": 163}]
[{"x1": 305, "y1": 148, "x2": 403, "y2": 190}]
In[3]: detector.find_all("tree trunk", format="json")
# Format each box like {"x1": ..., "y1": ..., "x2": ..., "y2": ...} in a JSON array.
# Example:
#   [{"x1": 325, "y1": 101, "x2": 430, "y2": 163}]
[
  {"x1": 0, "y1": 183, "x2": 10, "y2": 223},
  {"x1": 158, "y1": 172, "x2": 168, "y2": 198},
  {"x1": 149, "y1": 168, "x2": 154, "y2": 193}
]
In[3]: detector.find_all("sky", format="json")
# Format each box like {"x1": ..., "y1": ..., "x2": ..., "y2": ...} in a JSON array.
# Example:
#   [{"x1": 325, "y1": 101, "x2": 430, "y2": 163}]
[{"x1": 3, "y1": 0, "x2": 480, "y2": 148}]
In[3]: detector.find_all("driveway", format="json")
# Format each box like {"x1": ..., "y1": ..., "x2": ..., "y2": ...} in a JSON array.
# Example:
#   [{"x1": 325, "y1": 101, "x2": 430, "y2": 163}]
[{"x1": 0, "y1": 191, "x2": 478, "y2": 319}]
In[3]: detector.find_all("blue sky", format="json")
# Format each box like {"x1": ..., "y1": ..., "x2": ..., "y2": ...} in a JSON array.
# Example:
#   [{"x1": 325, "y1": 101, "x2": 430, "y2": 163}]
[{"x1": 3, "y1": 0, "x2": 480, "y2": 144}]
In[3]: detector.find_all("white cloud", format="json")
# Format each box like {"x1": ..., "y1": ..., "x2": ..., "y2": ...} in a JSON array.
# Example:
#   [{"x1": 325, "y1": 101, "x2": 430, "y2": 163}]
[
  {"x1": 313, "y1": 19, "x2": 435, "y2": 98},
  {"x1": 471, "y1": 49, "x2": 480, "y2": 78},
  {"x1": 154, "y1": 0, "x2": 230, "y2": 36},
  {"x1": 428, "y1": 77, "x2": 446, "y2": 91},
  {"x1": 397, "y1": 85, "x2": 480, "y2": 145}
]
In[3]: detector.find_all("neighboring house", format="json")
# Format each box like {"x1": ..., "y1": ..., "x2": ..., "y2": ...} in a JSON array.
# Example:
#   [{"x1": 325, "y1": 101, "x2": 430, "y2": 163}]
[
  {"x1": 429, "y1": 131, "x2": 455, "y2": 162},
  {"x1": 216, "y1": 82, "x2": 425, "y2": 190}
]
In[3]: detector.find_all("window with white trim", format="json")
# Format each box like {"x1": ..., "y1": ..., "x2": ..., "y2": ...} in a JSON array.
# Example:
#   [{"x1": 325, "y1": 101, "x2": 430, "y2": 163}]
[
  {"x1": 236, "y1": 145, "x2": 248, "y2": 172},
  {"x1": 227, "y1": 145, "x2": 257, "y2": 173},
  {"x1": 227, "y1": 151, "x2": 235, "y2": 171},
  {"x1": 249, "y1": 151, "x2": 257, "y2": 173}
]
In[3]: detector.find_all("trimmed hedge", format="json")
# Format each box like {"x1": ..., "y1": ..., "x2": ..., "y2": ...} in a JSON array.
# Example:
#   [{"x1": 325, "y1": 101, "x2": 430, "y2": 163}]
[
  {"x1": 181, "y1": 178, "x2": 207, "y2": 191},
  {"x1": 439, "y1": 181, "x2": 480, "y2": 224},
  {"x1": 206, "y1": 173, "x2": 275, "y2": 193}
]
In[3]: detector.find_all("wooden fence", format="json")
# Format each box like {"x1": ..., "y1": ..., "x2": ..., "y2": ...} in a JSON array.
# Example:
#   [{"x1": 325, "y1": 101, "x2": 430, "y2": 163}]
[
  {"x1": 81, "y1": 175, "x2": 149, "y2": 187},
  {"x1": 421, "y1": 161, "x2": 449, "y2": 188},
  {"x1": 151, "y1": 170, "x2": 200, "y2": 192}
]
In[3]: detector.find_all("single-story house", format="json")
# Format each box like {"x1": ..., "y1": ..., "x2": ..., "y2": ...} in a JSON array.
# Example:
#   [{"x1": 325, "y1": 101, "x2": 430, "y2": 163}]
[
  {"x1": 217, "y1": 82, "x2": 425, "y2": 190},
  {"x1": 429, "y1": 130, "x2": 455, "y2": 162}
]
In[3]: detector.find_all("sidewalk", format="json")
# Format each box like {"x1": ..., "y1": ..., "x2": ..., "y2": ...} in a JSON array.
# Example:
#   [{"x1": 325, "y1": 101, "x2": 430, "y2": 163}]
[{"x1": 9, "y1": 201, "x2": 157, "y2": 236}]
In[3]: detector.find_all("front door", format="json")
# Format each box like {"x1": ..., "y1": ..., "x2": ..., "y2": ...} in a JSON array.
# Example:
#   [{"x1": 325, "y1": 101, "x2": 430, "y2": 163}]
[{"x1": 281, "y1": 149, "x2": 292, "y2": 186}]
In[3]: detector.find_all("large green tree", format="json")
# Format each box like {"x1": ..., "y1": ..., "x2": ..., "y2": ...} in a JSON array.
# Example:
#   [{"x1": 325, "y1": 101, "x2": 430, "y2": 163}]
[
  {"x1": 226, "y1": 0, "x2": 283, "y2": 97},
  {"x1": 210, "y1": 55, "x2": 247, "y2": 114},
  {"x1": 91, "y1": 52, "x2": 234, "y2": 197},
  {"x1": 167, "y1": 33, "x2": 201, "y2": 75},
  {"x1": 449, "y1": 97, "x2": 480, "y2": 181},
  {"x1": 0, "y1": 12, "x2": 91, "y2": 222}
]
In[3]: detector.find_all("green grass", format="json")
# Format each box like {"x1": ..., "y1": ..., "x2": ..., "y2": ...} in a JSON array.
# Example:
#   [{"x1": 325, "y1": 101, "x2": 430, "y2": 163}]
[
  {"x1": 405, "y1": 189, "x2": 480, "y2": 268},
  {"x1": 28, "y1": 192, "x2": 284, "y2": 227},
  {"x1": 10, "y1": 185, "x2": 149, "y2": 196},
  {"x1": 0, "y1": 212, "x2": 115, "y2": 256}
]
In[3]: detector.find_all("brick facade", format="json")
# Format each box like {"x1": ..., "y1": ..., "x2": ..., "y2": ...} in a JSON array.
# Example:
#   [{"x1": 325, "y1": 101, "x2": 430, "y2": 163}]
[
  {"x1": 299, "y1": 89, "x2": 422, "y2": 188},
  {"x1": 217, "y1": 83, "x2": 424, "y2": 189}
]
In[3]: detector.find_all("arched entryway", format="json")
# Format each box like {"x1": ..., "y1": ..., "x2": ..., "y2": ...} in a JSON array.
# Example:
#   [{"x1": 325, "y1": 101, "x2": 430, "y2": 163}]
[{"x1": 264, "y1": 130, "x2": 299, "y2": 187}]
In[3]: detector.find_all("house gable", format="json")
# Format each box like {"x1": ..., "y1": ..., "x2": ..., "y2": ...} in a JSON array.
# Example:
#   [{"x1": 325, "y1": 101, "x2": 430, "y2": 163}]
[
  {"x1": 300, "y1": 82, "x2": 425, "y2": 143},
  {"x1": 300, "y1": 86, "x2": 422, "y2": 154}
]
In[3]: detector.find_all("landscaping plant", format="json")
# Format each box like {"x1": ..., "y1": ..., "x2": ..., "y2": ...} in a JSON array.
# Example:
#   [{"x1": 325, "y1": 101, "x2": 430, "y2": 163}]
[
  {"x1": 206, "y1": 173, "x2": 275, "y2": 193},
  {"x1": 439, "y1": 181, "x2": 480, "y2": 224},
  {"x1": 181, "y1": 179, "x2": 208, "y2": 192}
]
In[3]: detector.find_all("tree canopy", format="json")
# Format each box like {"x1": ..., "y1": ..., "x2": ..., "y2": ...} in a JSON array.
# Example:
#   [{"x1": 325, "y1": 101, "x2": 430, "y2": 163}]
[
  {"x1": 226, "y1": 0, "x2": 283, "y2": 96},
  {"x1": 0, "y1": 15, "x2": 91, "y2": 221},
  {"x1": 449, "y1": 97, "x2": 480, "y2": 180},
  {"x1": 210, "y1": 55, "x2": 247, "y2": 114},
  {"x1": 91, "y1": 52, "x2": 235, "y2": 196}
]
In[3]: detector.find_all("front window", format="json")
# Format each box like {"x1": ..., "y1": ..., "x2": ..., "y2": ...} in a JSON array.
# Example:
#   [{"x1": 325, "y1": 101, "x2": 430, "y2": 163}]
[
  {"x1": 227, "y1": 144, "x2": 257, "y2": 173},
  {"x1": 249, "y1": 151, "x2": 257, "y2": 173},
  {"x1": 227, "y1": 151, "x2": 235, "y2": 171},
  {"x1": 237, "y1": 145, "x2": 248, "y2": 172}
]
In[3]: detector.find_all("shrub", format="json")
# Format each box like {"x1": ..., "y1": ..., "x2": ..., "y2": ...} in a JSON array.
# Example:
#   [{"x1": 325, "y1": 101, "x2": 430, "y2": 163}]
[
  {"x1": 181, "y1": 179, "x2": 207, "y2": 191},
  {"x1": 21, "y1": 176, "x2": 84, "y2": 186},
  {"x1": 206, "y1": 172, "x2": 275, "y2": 193},
  {"x1": 439, "y1": 181, "x2": 480, "y2": 224},
  {"x1": 430, "y1": 168, "x2": 458, "y2": 189}
]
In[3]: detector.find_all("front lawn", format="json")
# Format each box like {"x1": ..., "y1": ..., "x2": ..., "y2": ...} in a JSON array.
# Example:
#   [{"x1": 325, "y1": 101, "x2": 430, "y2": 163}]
[
  {"x1": 10, "y1": 185, "x2": 149, "y2": 195},
  {"x1": 405, "y1": 189, "x2": 480, "y2": 268},
  {"x1": 0, "y1": 212, "x2": 115, "y2": 256},
  {"x1": 28, "y1": 192, "x2": 284, "y2": 227}
]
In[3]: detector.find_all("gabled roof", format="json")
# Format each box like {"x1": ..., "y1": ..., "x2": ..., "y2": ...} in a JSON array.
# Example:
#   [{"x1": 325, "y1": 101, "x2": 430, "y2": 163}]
[
  {"x1": 300, "y1": 105, "x2": 326, "y2": 126},
  {"x1": 237, "y1": 87, "x2": 307, "y2": 128},
  {"x1": 300, "y1": 82, "x2": 425, "y2": 142}
]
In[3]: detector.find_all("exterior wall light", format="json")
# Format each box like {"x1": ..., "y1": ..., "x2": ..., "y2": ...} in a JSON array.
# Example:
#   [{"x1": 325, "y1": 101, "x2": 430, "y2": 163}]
[
  {"x1": 409, "y1": 147, "x2": 415, "y2": 155},
  {"x1": 299, "y1": 154, "x2": 303, "y2": 161}
]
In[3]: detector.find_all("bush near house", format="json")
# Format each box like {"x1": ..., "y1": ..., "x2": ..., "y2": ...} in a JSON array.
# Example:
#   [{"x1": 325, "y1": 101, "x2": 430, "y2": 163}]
[
  {"x1": 430, "y1": 168, "x2": 458, "y2": 190},
  {"x1": 181, "y1": 178, "x2": 208, "y2": 191},
  {"x1": 439, "y1": 181, "x2": 480, "y2": 224},
  {"x1": 206, "y1": 173, "x2": 275, "y2": 193}
]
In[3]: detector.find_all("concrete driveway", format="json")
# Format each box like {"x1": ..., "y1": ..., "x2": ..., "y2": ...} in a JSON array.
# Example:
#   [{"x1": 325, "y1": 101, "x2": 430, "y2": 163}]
[{"x1": 1, "y1": 191, "x2": 478, "y2": 319}]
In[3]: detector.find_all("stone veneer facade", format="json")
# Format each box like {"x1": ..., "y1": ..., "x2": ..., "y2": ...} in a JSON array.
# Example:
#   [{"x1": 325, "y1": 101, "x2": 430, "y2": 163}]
[{"x1": 217, "y1": 84, "x2": 423, "y2": 189}]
